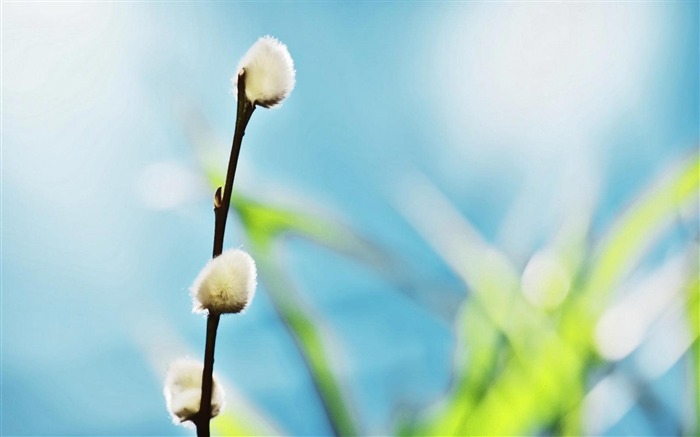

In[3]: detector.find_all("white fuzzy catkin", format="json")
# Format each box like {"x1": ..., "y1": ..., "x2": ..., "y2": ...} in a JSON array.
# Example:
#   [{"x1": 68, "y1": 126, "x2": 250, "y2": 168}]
[
  {"x1": 163, "y1": 358, "x2": 224, "y2": 424},
  {"x1": 234, "y1": 35, "x2": 296, "y2": 108},
  {"x1": 191, "y1": 249, "x2": 257, "y2": 314}
]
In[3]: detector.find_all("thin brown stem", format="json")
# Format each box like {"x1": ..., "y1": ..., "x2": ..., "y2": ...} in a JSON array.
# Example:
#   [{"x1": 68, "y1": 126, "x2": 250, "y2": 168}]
[
  {"x1": 213, "y1": 71, "x2": 255, "y2": 257},
  {"x1": 195, "y1": 314, "x2": 220, "y2": 437},
  {"x1": 193, "y1": 70, "x2": 255, "y2": 437}
]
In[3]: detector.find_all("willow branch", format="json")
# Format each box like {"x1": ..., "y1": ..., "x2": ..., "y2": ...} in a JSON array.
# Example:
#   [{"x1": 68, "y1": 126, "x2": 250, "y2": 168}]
[{"x1": 194, "y1": 70, "x2": 255, "y2": 437}]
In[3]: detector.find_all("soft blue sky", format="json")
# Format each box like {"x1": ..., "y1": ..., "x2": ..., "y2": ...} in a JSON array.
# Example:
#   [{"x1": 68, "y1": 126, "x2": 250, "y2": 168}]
[{"x1": 2, "y1": 2, "x2": 698, "y2": 435}]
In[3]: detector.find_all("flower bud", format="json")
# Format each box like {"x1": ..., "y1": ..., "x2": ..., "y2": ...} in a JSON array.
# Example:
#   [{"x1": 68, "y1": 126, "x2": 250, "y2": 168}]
[
  {"x1": 234, "y1": 35, "x2": 296, "y2": 108},
  {"x1": 163, "y1": 358, "x2": 224, "y2": 425},
  {"x1": 191, "y1": 248, "x2": 257, "y2": 314}
]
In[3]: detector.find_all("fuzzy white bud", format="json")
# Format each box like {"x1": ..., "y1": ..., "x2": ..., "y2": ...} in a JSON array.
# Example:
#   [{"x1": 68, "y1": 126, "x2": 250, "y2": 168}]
[
  {"x1": 191, "y1": 248, "x2": 257, "y2": 314},
  {"x1": 163, "y1": 358, "x2": 224, "y2": 425},
  {"x1": 234, "y1": 35, "x2": 296, "y2": 108}
]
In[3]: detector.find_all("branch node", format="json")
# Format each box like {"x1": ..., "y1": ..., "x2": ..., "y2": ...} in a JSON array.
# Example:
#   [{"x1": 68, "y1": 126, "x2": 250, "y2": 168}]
[{"x1": 214, "y1": 187, "x2": 223, "y2": 209}]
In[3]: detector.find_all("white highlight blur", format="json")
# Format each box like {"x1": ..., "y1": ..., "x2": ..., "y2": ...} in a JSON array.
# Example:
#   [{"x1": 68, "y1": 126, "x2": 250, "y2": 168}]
[
  {"x1": 434, "y1": 2, "x2": 661, "y2": 156},
  {"x1": 594, "y1": 253, "x2": 688, "y2": 361},
  {"x1": 394, "y1": 171, "x2": 519, "y2": 293},
  {"x1": 521, "y1": 249, "x2": 571, "y2": 311},
  {"x1": 234, "y1": 35, "x2": 296, "y2": 108},
  {"x1": 635, "y1": 295, "x2": 696, "y2": 380},
  {"x1": 163, "y1": 358, "x2": 224, "y2": 425},
  {"x1": 583, "y1": 373, "x2": 637, "y2": 436},
  {"x1": 427, "y1": 3, "x2": 659, "y2": 258},
  {"x1": 191, "y1": 249, "x2": 257, "y2": 315},
  {"x1": 137, "y1": 162, "x2": 204, "y2": 210},
  {"x1": 583, "y1": 253, "x2": 697, "y2": 435}
]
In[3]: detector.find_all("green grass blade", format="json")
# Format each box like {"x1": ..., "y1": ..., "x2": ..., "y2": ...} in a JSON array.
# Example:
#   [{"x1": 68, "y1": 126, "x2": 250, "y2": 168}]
[
  {"x1": 585, "y1": 154, "x2": 699, "y2": 311},
  {"x1": 252, "y1": 255, "x2": 358, "y2": 437}
]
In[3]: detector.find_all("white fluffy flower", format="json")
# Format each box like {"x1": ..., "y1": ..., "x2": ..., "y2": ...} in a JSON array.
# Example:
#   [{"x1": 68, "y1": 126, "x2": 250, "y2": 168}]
[
  {"x1": 191, "y1": 248, "x2": 257, "y2": 314},
  {"x1": 163, "y1": 358, "x2": 224, "y2": 424},
  {"x1": 234, "y1": 35, "x2": 296, "y2": 108}
]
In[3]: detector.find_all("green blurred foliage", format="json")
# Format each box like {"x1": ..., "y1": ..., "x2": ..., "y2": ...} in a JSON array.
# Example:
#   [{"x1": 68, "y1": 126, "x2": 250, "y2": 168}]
[{"x1": 190, "y1": 117, "x2": 698, "y2": 436}]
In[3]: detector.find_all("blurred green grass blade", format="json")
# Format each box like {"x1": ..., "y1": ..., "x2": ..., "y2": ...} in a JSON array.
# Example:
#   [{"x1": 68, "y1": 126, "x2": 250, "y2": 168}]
[
  {"x1": 413, "y1": 301, "x2": 502, "y2": 436},
  {"x1": 583, "y1": 154, "x2": 699, "y2": 313},
  {"x1": 407, "y1": 261, "x2": 585, "y2": 435},
  {"x1": 433, "y1": 328, "x2": 583, "y2": 436},
  {"x1": 229, "y1": 196, "x2": 361, "y2": 436},
  {"x1": 232, "y1": 194, "x2": 393, "y2": 267},
  {"x1": 253, "y1": 255, "x2": 358, "y2": 437},
  {"x1": 685, "y1": 271, "x2": 699, "y2": 437},
  {"x1": 233, "y1": 193, "x2": 464, "y2": 321},
  {"x1": 395, "y1": 173, "x2": 578, "y2": 353},
  {"x1": 189, "y1": 122, "x2": 415, "y2": 288},
  {"x1": 203, "y1": 157, "x2": 225, "y2": 190},
  {"x1": 687, "y1": 276, "x2": 699, "y2": 338},
  {"x1": 455, "y1": 154, "x2": 699, "y2": 435},
  {"x1": 562, "y1": 154, "x2": 700, "y2": 352},
  {"x1": 211, "y1": 411, "x2": 276, "y2": 437},
  {"x1": 182, "y1": 103, "x2": 406, "y2": 278},
  {"x1": 209, "y1": 383, "x2": 284, "y2": 436},
  {"x1": 183, "y1": 116, "x2": 358, "y2": 435},
  {"x1": 282, "y1": 303, "x2": 358, "y2": 437},
  {"x1": 232, "y1": 194, "x2": 335, "y2": 251},
  {"x1": 221, "y1": 196, "x2": 361, "y2": 436},
  {"x1": 396, "y1": 175, "x2": 596, "y2": 436},
  {"x1": 185, "y1": 113, "x2": 698, "y2": 437}
]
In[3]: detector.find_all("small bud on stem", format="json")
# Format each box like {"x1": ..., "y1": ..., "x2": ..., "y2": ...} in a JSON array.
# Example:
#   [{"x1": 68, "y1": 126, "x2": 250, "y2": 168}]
[
  {"x1": 164, "y1": 358, "x2": 224, "y2": 426},
  {"x1": 233, "y1": 35, "x2": 296, "y2": 108},
  {"x1": 191, "y1": 248, "x2": 257, "y2": 315}
]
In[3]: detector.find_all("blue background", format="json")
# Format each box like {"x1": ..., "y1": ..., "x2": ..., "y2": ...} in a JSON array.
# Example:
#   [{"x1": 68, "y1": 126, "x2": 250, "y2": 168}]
[{"x1": 2, "y1": 2, "x2": 698, "y2": 435}]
